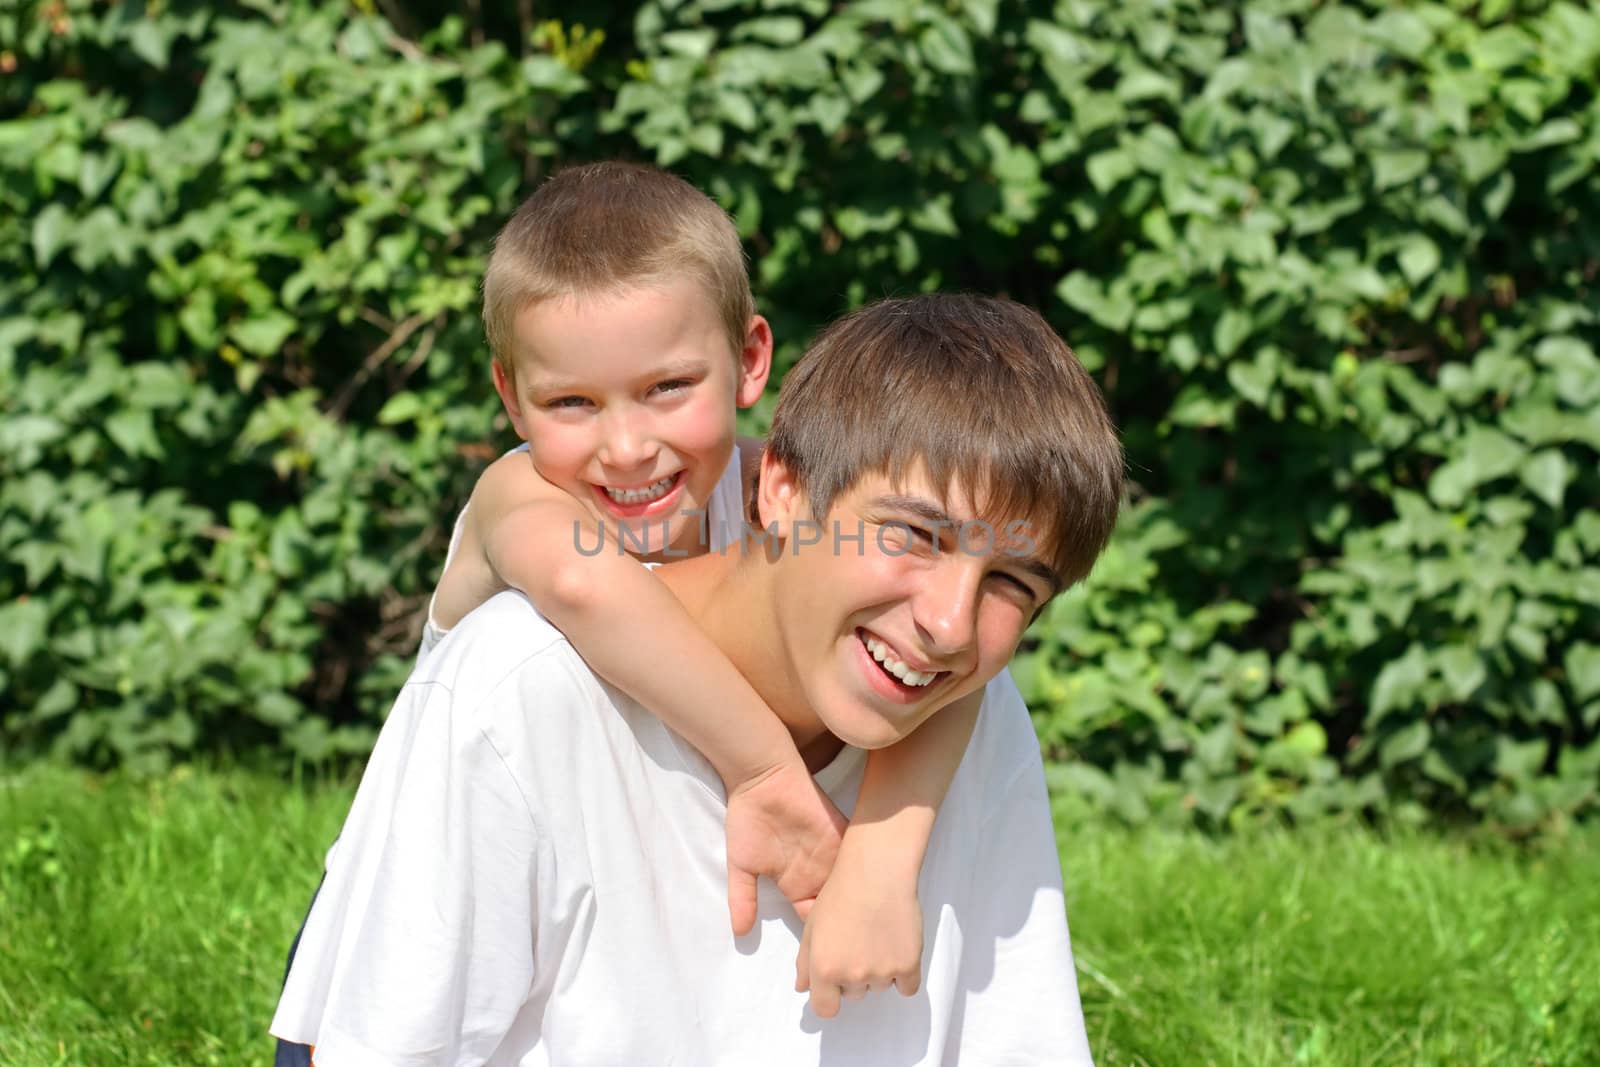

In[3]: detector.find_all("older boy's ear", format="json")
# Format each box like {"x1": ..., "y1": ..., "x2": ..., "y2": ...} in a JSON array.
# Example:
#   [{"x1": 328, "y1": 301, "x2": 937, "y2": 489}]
[
  {"x1": 492, "y1": 361, "x2": 532, "y2": 441},
  {"x1": 755, "y1": 447, "x2": 805, "y2": 532},
  {"x1": 735, "y1": 315, "x2": 773, "y2": 408}
]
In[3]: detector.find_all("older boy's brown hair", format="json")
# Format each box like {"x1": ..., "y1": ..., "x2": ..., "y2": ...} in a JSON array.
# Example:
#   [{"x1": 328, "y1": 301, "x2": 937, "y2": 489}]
[
  {"x1": 483, "y1": 161, "x2": 754, "y2": 384},
  {"x1": 765, "y1": 294, "x2": 1123, "y2": 592}
]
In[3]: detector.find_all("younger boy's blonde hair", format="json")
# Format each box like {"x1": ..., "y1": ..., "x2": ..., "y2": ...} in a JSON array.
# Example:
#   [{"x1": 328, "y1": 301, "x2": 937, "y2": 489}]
[{"x1": 483, "y1": 162, "x2": 754, "y2": 384}]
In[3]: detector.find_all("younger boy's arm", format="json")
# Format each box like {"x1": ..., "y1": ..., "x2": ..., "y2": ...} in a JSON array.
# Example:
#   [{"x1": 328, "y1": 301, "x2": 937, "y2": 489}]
[
  {"x1": 794, "y1": 688, "x2": 983, "y2": 1018},
  {"x1": 470, "y1": 463, "x2": 846, "y2": 934}
]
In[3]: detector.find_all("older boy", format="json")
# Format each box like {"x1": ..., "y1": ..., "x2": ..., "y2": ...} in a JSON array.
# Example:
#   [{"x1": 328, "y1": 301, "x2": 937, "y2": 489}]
[{"x1": 272, "y1": 293, "x2": 1120, "y2": 1065}]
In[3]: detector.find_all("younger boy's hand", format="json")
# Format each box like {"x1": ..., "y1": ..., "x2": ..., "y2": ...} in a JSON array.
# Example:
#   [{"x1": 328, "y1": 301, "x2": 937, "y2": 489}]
[
  {"x1": 794, "y1": 839, "x2": 923, "y2": 1018},
  {"x1": 724, "y1": 761, "x2": 848, "y2": 936}
]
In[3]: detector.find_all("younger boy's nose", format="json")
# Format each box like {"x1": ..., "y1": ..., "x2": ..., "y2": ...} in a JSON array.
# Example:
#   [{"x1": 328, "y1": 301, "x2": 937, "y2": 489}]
[{"x1": 597, "y1": 420, "x2": 659, "y2": 473}]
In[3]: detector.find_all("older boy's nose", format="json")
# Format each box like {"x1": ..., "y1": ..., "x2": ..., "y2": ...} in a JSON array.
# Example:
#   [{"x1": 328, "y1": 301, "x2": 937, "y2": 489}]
[{"x1": 913, "y1": 562, "x2": 981, "y2": 663}]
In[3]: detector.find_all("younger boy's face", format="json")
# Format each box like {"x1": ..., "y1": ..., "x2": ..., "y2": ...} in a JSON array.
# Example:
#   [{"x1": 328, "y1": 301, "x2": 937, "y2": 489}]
[
  {"x1": 756, "y1": 454, "x2": 1059, "y2": 751},
  {"x1": 495, "y1": 279, "x2": 770, "y2": 560}
]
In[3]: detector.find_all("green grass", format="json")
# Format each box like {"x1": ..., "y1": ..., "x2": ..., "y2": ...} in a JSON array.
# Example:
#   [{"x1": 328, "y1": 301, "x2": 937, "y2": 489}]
[{"x1": 2, "y1": 766, "x2": 1596, "y2": 1065}]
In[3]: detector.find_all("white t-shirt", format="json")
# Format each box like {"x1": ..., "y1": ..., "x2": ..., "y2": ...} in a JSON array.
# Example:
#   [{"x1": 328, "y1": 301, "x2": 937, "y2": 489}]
[
  {"x1": 272, "y1": 593, "x2": 1094, "y2": 1066},
  {"x1": 417, "y1": 444, "x2": 749, "y2": 660}
]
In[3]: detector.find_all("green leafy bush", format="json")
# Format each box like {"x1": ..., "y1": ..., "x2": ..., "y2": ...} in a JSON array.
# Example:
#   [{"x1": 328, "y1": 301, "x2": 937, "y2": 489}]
[{"x1": 3, "y1": 0, "x2": 1597, "y2": 828}]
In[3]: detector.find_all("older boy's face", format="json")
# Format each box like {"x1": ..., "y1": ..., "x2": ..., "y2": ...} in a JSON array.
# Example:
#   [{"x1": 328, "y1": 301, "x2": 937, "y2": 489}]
[
  {"x1": 495, "y1": 279, "x2": 767, "y2": 560},
  {"x1": 759, "y1": 457, "x2": 1057, "y2": 750}
]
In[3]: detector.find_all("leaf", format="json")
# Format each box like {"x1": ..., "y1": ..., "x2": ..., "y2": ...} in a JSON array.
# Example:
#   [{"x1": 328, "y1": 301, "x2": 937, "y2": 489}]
[
  {"x1": 1427, "y1": 460, "x2": 1471, "y2": 508},
  {"x1": 660, "y1": 29, "x2": 716, "y2": 61},
  {"x1": 1473, "y1": 423, "x2": 1525, "y2": 467},
  {"x1": 1116, "y1": 66, "x2": 1176, "y2": 102},
  {"x1": 918, "y1": 17, "x2": 974, "y2": 75},
  {"x1": 1372, "y1": 644, "x2": 1427, "y2": 721},
  {"x1": 231, "y1": 312, "x2": 297, "y2": 358},
  {"x1": 716, "y1": 92, "x2": 757, "y2": 131},
  {"x1": 1227, "y1": 356, "x2": 1273, "y2": 408},
  {"x1": 377, "y1": 392, "x2": 424, "y2": 425},
  {"x1": 1085, "y1": 148, "x2": 1135, "y2": 193},
  {"x1": 1380, "y1": 719, "x2": 1430, "y2": 768},
  {"x1": 129, "y1": 19, "x2": 175, "y2": 69},
  {"x1": 0, "y1": 599, "x2": 50, "y2": 666},
  {"x1": 1568, "y1": 643, "x2": 1600, "y2": 702},
  {"x1": 1213, "y1": 307, "x2": 1252, "y2": 358},
  {"x1": 32, "y1": 204, "x2": 72, "y2": 269},
  {"x1": 1520, "y1": 450, "x2": 1571, "y2": 508},
  {"x1": 78, "y1": 153, "x2": 120, "y2": 200},
  {"x1": 1434, "y1": 646, "x2": 1486, "y2": 702},
  {"x1": 105, "y1": 410, "x2": 162, "y2": 459},
  {"x1": 1397, "y1": 236, "x2": 1441, "y2": 284},
  {"x1": 1368, "y1": 10, "x2": 1433, "y2": 58},
  {"x1": 1495, "y1": 737, "x2": 1547, "y2": 781},
  {"x1": 1057, "y1": 272, "x2": 1132, "y2": 330},
  {"x1": 1482, "y1": 172, "x2": 1515, "y2": 221},
  {"x1": 178, "y1": 298, "x2": 220, "y2": 348},
  {"x1": 1534, "y1": 336, "x2": 1600, "y2": 407},
  {"x1": 521, "y1": 55, "x2": 585, "y2": 92},
  {"x1": 810, "y1": 95, "x2": 849, "y2": 135},
  {"x1": 1373, "y1": 150, "x2": 1429, "y2": 191},
  {"x1": 1471, "y1": 25, "x2": 1536, "y2": 70},
  {"x1": 731, "y1": 17, "x2": 804, "y2": 46},
  {"x1": 1282, "y1": 720, "x2": 1327, "y2": 757}
]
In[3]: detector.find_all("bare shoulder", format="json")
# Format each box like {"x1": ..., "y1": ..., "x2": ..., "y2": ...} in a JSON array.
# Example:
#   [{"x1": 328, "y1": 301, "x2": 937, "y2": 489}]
[{"x1": 470, "y1": 449, "x2": 566, "y2": 525}]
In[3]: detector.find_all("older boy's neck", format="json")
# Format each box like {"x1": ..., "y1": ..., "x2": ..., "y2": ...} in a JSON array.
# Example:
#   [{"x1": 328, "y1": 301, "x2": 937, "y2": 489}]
[{"x1": 655, "y1": 552, "x2": 839, "y2": 771}]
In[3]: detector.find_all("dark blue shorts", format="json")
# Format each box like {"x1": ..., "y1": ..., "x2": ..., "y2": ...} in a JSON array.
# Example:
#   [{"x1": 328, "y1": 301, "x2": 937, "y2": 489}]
[{"x1": 273, "y1": 875, "x2": 322, "y2": 1066}]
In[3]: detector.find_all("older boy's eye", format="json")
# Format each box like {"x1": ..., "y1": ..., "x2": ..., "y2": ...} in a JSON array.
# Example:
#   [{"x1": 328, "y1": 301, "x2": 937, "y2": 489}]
[
  {"x1": 651, "y1": 378, "x2": 694, "y2": 395},
  {"x1": 544, "y1": 395, "x2": 591, "y2": 410},
  {"x1": 882, "y1": 523, "x2": 938, "y2": 553},
  {"x1": 991, "y1": 570, "x2": 1043, "y2": 603}
]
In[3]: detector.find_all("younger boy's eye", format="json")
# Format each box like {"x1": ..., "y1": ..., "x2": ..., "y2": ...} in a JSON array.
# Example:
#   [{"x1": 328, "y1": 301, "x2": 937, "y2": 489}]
[
  {"x1": 543, "y1": 395, "x2": 591, "y2": 410},
  {"x1": 651, "y1": 378, "x2": 695, "y2": 395}
]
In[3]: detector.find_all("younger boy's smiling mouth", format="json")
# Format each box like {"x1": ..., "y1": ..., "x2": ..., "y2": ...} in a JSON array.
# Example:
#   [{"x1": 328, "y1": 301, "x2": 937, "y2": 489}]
[{"x1": 593, "y1": 471, "x2": 685, "y2": 517}]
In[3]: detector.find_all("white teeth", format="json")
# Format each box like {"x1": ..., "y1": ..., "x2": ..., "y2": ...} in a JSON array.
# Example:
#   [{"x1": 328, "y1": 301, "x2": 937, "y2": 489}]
[
  {"x1": 604, "y1": 475, "x2": 675, "y2": 505},
  {"x1": 863, "y1": 635, "x2": 937, "y2": 687}
]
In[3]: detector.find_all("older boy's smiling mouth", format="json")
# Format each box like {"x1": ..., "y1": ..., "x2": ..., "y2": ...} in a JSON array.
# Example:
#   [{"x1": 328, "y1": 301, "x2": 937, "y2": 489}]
[{"x1": 857, "y1": 629, "x2": 945, "y2": 689}]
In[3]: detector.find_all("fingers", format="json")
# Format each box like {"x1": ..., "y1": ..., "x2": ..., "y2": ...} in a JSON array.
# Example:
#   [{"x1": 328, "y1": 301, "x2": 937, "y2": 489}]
[
  {"x1": 809, "y1": 980, "x2": 842, "y2": 1019},
  {"x1": 795, "y1": 923, "x2": 811, "y2": 992},
  {"x1": 895, "y1": 967, "x2": 921, "y2": 996},
  {"x1": 727, "y1": 866, "x2": 758, "y2": 937},
  {"x1": 801, "y1": 969, "x2": 918, "y2": 1014},
  {"x1": 805, "y1": 976, "x2": 915, "y2": 1017}
]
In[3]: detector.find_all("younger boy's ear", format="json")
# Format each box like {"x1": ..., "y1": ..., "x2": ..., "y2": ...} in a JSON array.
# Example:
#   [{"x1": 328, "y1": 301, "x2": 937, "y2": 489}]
[
  {"x1": 492, "y1": 361, "x2": 533, "y2": 441},
  {"x1": 735, "y1": 314, "x2": 774, "y2": 408}
]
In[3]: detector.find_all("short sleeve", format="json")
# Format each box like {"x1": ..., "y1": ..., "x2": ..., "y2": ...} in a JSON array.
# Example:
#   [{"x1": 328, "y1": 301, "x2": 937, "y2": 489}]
[
  {"x1": 950, "y1": 703, "x2": 1095, "y2": 1065},
  {"x1": 271, "y1": 678, "x2": 543, "y2": 1066}
]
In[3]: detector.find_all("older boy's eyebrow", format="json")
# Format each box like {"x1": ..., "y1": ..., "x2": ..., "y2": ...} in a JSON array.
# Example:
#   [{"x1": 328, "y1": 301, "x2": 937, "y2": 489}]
[{"x1": 867, "y1": 494, "x2": 956, "y2": 527}]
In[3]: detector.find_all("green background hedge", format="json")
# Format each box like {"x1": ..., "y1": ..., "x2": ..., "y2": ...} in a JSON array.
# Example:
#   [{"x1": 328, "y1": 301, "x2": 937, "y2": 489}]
[{"x1": 3, "y1": 0, "x2": 1598, "y2": 829}]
